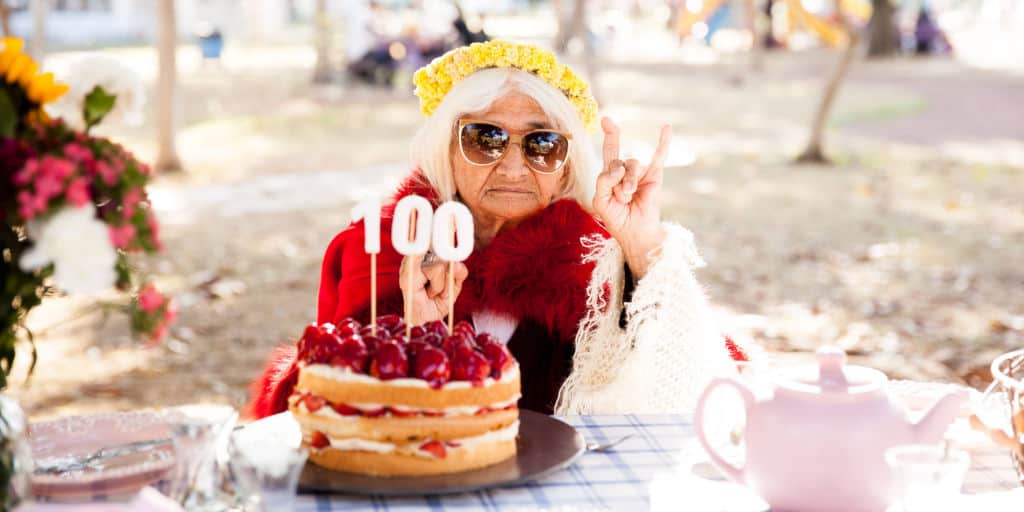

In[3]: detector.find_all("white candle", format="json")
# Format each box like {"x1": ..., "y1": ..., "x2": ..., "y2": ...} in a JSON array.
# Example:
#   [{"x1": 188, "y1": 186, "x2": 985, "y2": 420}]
[
  {"x1": 390, "y1": 195, "x2": 433, "y2": 255},
  {"x1": 432, "y1": 201, "x2": 474, "y2": 262},
  {"x1": 350, "y1": 198, "x2": 382, "y2": 254}
]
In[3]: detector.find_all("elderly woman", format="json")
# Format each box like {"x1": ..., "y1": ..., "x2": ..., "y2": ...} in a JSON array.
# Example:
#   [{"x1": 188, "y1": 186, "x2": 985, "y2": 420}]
[{"x1": 251, "y1": 41, "x2": 745, "y2": 418}]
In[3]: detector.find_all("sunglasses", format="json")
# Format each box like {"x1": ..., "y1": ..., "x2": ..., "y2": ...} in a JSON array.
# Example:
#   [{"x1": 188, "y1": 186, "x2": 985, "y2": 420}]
[{"x1": 456, "y1": 119, "x2": 572, "y2": 175}]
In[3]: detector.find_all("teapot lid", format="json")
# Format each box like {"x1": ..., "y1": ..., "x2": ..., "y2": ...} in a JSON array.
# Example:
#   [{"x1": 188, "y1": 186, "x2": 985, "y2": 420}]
[{"x1": 776, "y1": 347, "x2": 888, "y2": 397}]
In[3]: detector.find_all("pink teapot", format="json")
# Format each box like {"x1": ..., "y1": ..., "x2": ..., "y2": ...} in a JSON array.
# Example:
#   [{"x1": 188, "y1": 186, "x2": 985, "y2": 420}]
[{"x1": 694, "y1": 347, "x2": 969, "y2": 512}]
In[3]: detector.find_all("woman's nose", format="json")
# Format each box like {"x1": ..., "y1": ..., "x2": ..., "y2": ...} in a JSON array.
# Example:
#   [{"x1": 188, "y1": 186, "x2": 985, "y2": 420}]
[{"x1": 495, "y1": 142, "x2": 530, "y2": 178}]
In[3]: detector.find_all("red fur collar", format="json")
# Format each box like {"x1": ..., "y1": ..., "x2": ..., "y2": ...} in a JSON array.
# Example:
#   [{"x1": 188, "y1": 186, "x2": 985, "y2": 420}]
[{"x1": 392, "y1": 172, "x2": 610, "y2": 341}]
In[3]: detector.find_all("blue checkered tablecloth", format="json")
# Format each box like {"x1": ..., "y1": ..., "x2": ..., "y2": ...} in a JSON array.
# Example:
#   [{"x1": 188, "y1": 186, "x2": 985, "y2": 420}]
[{"x1": 292, "y1": 414, "x2": 1022, "y2": 511}]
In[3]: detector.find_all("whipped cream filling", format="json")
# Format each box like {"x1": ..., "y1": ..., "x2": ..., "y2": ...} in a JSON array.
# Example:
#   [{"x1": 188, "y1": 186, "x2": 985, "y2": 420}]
[
  {"x1": 307, "y1": 420, "x2": 520, "y2": 459},
  {"x1": 302, "y1": 363, "x2": 519, "y2": 389},
  {"x1": 291, "y1": 394, "x2": 520, "y2": 418}
]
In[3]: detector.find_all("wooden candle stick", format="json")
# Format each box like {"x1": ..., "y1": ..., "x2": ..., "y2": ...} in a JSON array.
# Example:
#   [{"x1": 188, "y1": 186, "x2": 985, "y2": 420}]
[
  {"x1": 391, "y1": 195, "x2": 433, "y2": 337},
  {"x1": 432, "y1": 202, "x2": 474, "y2": 333},
  {"x1": 352, "y1": 198, "x2": 382, "y2": 335}
]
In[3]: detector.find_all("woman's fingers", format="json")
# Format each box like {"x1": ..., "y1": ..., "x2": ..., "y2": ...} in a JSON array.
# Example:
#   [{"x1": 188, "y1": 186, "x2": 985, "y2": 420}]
[
  {"x1": 422, "y1": 261, "x2": 447, "y2": 299},
  {"x1": 596, "y1": 159, "x2": 626, "y2": 207},
  {"x1": 601, "y1": 117, "x2": 620, "y2": 169},
  {"x1": 614, "y1": 158, "x2": 641, "y2": 203},
  {"x1": 399, "y1": 254, "x2": 428, "y2": 293}
]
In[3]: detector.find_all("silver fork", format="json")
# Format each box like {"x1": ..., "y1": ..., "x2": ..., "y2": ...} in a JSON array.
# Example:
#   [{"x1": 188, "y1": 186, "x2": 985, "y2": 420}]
[{"x1": 586, "y1": 434, "x2": 634, "y2": 452}]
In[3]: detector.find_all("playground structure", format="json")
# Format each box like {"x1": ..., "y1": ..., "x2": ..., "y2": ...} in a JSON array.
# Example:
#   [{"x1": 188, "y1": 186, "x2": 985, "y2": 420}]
[{"x1": 675, "y1": 0, "x2": 873, "y2": 48}]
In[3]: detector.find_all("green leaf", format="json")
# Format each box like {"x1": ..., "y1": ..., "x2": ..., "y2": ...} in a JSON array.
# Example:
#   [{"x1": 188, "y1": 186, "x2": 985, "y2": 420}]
[
  {"x1": 83, "y1": 85, "x2": 117, "y2": 131},
  {"x1": 0, "y1": 90, "x2": 16, "y2": 138}
]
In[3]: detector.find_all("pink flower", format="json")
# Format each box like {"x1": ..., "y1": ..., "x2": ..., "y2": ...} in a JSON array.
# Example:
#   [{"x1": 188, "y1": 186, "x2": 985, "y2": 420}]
[
  {"x1": 40, "y1": 155, "x2": 75, "y2": 181},
  {"x1": 95, "y1": 161, "x2": 118, "y2": 186},
  {"x1": 65, "y1": 178, "x2": 92, "y2": 207},
  {"x1": 145, "y1": 299, "x2": 177, "y2": 348},
  {"x1": 123, "y1": 189, "x2": 142, "y2": 218},
  {"x1": 17, "y1": 190, "x2": 47, "y2": 220},
  {"x1": 108, "y1": 223, "x2": 137, "y2": 249},
  {"x1": 63, "y1": 143, "x2": 92, "y2": 163},
  {"x1": 147, "y1": 212, "x2": 163, "y2": 251},
  {"x1": 13, "y1": 159, "x2": 39, "y2": 186},
  {"x1": 138, "y1": 284, "x2": 166, "y2": 313},
  {"x1": 34, "y1": 171, "x2": 64, "y2": 201}
]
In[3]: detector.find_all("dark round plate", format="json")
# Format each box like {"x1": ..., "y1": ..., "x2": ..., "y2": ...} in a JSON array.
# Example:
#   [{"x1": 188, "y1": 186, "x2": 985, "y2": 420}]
[{"x1": 297, "y1": 410, "x2": 585, "y2": 496}]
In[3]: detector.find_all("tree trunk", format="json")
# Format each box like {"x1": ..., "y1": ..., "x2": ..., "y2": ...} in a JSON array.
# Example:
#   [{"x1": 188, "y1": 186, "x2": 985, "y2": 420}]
[
  {"x1": 795, "y1": 26, "x2": 861, "y2": 165},
  {"x1": 0, "y1": 3, "x2": 11, "y2": 37},
  {"x1": 866, "y1": 0, "x2": 899, "y2": 57},
  {"x1": 30, "y1": 0, "x2": 47, "y2": 60},
  {"x1": 554, "y1": 0, "x2": 586, "y2": 54},
  {"x1": 155, "y1": 0, "x2": 182, "y2": 173},
  {"x1": 311, "y1": 0, "x2": 333, "y2": 84}
]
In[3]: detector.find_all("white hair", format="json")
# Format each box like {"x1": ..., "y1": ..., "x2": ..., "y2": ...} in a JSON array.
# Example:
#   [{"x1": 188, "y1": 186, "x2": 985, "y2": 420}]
[{"x1": 409, "y1": 68, "x2": 598, "y2": 207}]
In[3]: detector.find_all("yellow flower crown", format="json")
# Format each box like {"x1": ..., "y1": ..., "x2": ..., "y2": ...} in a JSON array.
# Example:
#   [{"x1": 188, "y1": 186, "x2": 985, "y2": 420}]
[{"x1": 413, "y1": 40, "x2": 598, "y2": 130}]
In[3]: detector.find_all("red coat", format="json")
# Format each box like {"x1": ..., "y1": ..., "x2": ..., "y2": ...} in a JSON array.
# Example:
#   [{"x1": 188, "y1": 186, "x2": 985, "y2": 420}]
[{"x1": 248, "y1": 172, "x2": 746, "y2": 418}]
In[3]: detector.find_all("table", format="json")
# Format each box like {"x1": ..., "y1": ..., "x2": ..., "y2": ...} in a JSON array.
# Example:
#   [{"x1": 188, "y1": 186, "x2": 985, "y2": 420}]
[{"x1": 284, "y1": 414, "x2": 1021, "y2": 511}]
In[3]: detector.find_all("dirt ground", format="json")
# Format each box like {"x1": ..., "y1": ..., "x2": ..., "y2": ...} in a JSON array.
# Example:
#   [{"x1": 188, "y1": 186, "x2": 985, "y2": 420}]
[{"x1": 8, "y1": 43, "x2": 1023, "y2": 422}]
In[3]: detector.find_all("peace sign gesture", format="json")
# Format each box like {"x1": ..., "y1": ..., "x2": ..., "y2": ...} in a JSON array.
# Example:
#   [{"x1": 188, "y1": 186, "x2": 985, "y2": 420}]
[{"x1": 592, "y1": 117, "x2": 671, "y2": 279}]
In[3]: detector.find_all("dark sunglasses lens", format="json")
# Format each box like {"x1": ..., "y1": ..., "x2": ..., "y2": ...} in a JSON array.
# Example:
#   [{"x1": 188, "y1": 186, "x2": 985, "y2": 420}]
[
  {"x1": 461, "y1": 123, "x2": 509, "y2": 165},
  {"x1": 524, "y1": 131, "x2": 569, "y2": 172}
]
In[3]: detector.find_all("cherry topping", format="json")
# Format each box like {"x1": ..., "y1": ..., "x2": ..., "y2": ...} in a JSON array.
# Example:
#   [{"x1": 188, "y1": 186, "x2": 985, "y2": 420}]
[
  {"x1": 451, "y1": 345, "x2": 491, "y2": 384},
  {"x1": 453, "y1": 320, "x2": 476, "y2": 339},
  {"x1": 335, "y1": 318, "x2": 360, "y2": 336},
  {"x1": 419, "y1": 440, "x2": 447, "y2": 458},
  {"x1": 412, "y1": 346, "x2": 451, "y2": 387},
  {"x1": 409, "y1": 325, "x2": 427, "y2": 339},
  {"x1": 370, "y1": 341, "x2": 409, "y2": 380},
  {"x1": 405, "y1": 339, "x2": 432, "y2": 357},
  {"x1": 310, "y1": 431, "x2": 330, "y2": 450},
  {"x1": 423, "y1": 320, "x2": 448, "y2": 337},
  {"x1": 441, "y1": 335, "x2": 472, "y2": 357},
  {"x1": 479, "y1": 341, "x2": 514, "y2": 379},
  {"x1": 328, "y1": 334, "x2": 369, "y2": 373},
  {"x1": 299, "y1": 326, "x2": 341, "y2": 364}
]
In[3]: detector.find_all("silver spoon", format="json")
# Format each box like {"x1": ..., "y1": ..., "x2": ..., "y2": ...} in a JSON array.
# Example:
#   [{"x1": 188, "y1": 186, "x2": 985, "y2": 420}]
[{"x1": 586, "y1": 434, "x2": 634, "y2": 452}]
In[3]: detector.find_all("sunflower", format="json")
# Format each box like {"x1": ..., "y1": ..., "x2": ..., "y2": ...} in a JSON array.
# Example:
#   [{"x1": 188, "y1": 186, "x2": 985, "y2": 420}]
[{"x1": 0, "y1": 37, "x2": 69, "y2": 125}]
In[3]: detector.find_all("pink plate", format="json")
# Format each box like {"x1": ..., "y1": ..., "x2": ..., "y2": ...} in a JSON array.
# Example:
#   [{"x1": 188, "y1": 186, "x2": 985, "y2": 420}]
[{"x1": 30, "y1": 411, "x2": 175, "y2": 501}]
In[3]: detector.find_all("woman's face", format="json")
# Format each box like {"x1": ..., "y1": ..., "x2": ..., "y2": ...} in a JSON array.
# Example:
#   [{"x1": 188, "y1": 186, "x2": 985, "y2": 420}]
[{"x1": 451, "y1": 92, "x2": 567, "y2": 226}]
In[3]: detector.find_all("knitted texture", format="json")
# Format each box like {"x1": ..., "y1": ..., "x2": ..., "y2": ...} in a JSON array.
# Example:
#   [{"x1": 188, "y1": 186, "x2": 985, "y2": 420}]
[{"x1": 555, "y1": 223, "x2": 738, "y2": 414}]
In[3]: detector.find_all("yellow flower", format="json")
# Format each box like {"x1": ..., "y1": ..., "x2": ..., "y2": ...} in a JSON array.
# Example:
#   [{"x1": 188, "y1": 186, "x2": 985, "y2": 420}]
[
  {"x1": 0, "y1": 37, "x2": 68, "y2": 109},
  {"x1": 413, "y1": 40, "x2": 599, "y2": 130}
]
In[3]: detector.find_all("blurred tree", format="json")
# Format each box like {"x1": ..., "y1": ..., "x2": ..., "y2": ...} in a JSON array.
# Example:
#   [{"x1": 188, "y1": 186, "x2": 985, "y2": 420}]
[
  {"x1": 0, "y1": 2, "x2": 10, "y2": 36},
  {"x1": 553, "y1": 0, "x2": 586, "y2": 54},
  {"x1": 866, "y1": 0, "x2": 899, "y2": 56},
  {"x1": 795, "y1": 0, "x2": 861, "y2": 164},
  {"x1": 312, "y1": 0, "x2": 333, "y2": 84},
  {"x1": 30, "y1": 0, "x2": 45, "y2": 59},
  {"x1": 156, "y1": 0, "x2": 182, "y2": 173}
]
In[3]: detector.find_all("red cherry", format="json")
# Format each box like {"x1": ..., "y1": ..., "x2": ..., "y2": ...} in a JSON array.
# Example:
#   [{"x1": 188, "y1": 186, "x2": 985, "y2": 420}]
[
  {"x1": 453, "y1": 320, "x2": 475, "y2": 339},
  {"x1": 378, "y1": 314, "x2": 404, "y2": 334},
  {"x1": 388, "y1": 334, "x2": 409, "y2": 346},
  {"x1": 370, "y1": 341, "x2": 409, "y2": 380},
  {"x1": 358, "y1": 325, "x2": 376, "y2": 338},
  {"x1": 423, "y1": 320, "x2": 448, "y2": 337},
  {"x1": 310, "y1": 431, "x2": 330, "y2": 450},
  {"x1": 412, "y1": 346, "x2": 451, "y2": 387},
  {"x1": 475, "y1": 333, "x2": 500, "y2": 346},
  {"x1": 303, "y1": 328, "x2": 341, "y2": 364},
  {"x1": 451, "y1": 345, "x2": 491, "y2": 383},
  {"x1": 406, "y1": 339, "x2": 432, "y2": 357},
  {"x1": 422, "y1": 332, "x2": 443, "y2": 347},
  {"x1": 362, "y1": 334, "x2": 382, "y2": 354},
  {"x1": 409, "y1": 325, "x2": 427, "y2": 338},
  {"x1": 328, "y1": 334, "x2": 369, "y2": 373},
  {"x1": 335, "y1": 318, "x2": 361, "y2": 336},
  {"x1": 480, "y1": 341, "x2": 514, "y2": 378},
  {"x1": 441, "y1": 335, "x2": 472, "y2": 357},
  {"x1": 303, "y1": 394, "x2": 326, "y2": 412},
  {"x1": 331, "y1": 403, "x2": 361, "y2": 416},
  {"x1": 419, "y1": 440, "x2": 447, "y2": 458}
]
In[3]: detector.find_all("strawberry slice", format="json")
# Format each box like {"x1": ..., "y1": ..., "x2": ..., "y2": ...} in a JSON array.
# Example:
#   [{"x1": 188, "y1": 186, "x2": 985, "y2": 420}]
[
  {"x1": 310, "y1": 431, "x2": 330, "y2": 450},
  {"x1": 419, "y1": 440, "x2": 447, "y2": 458},
  {"x1": 303, "y1": 394, "x2": 326, "y2": 412},
  {"x1": 363, "y1": 407, "x2": 387, "y2": 418},
  {"x1": 388, "y1": 407, "x2": 416, "y2": 418},
  {"x1": 331, "y1": 403, "x2": 361, "y2": 416}
]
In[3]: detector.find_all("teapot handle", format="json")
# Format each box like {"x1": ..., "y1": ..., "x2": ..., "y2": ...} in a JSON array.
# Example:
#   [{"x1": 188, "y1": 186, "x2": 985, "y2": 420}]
[{"x1": 694, "y1": 377, "x2": 754, "y2": 485}]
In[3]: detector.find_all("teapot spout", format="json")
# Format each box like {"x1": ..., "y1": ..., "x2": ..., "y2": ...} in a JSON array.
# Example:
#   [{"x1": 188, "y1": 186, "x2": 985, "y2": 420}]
[{"x1": 911, "y1": 389, "x2": 970, "y2": 443}]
